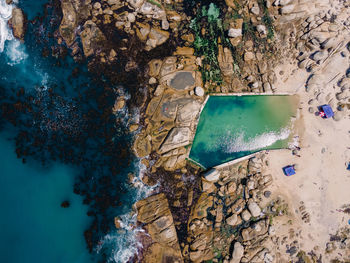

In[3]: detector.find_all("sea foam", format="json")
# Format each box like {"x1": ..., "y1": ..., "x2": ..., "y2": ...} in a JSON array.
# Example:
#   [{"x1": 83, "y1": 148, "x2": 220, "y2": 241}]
[
  {"x1": 0, "y1": 0, "x2": 14, "y2": 52},
  {"x1": 0, "y1": 0, "x2": 27, "y2": 65},
  {"x1": 97, "y1": 159, "x2": 158, "y2": 263},
  {"x1": 220, "y1": 126, "x2": 291, "y2": 153}
]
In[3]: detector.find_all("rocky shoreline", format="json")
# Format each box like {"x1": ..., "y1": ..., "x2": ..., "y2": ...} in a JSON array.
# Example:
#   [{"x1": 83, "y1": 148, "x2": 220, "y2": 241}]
[{"x1": 5, "y1": 0, "x2": 350, "y2": 262}]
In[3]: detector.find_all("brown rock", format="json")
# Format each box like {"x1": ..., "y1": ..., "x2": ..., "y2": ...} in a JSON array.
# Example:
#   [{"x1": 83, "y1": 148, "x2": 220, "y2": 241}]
[
  {"x1": 80, "y1": 21, "x2": 106, "y2": 57},
  {"x1": 135, "y1": 194, "x2": 183, "y2": 263},
  {"x1": 59, "y1": 0, "x2": 90, "y2": 46},
  {"x1": 244, "y1": 51, "x2": 255, "y2": 62},
  {"x1": 133, "y1": 134, "x2": 151, "y2": 157},
  {"x1": 146, "y1": 27, "x2": 169, "y2": 50},
  {"x1": 136, "y1": 22, "x2": 150, "y2": 41},
  {"x1": 9, "y1": 7, "x2": 25, "y2": 41},
  {"x1": 174, "y1": 47, "x2": 195, "y2": 56},
  {"x1": 148, "y1": 59, "x2": 163, "y2": 77}
]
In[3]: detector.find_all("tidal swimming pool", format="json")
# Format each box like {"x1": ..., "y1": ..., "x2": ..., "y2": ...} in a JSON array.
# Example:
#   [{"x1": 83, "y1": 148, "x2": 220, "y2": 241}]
[{"x1": 189, "y1": 95, "x2": 298, "y2": 168}]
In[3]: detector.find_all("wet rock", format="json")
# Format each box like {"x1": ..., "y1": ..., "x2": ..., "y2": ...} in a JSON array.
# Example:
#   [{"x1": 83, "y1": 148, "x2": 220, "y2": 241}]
[
  {"x1": 114, "y1": 217, "x2": 121, "y2": 229},
  {"x1": 136, "y1": 194, "x2": 183, "y2": 262},
  {"x1": 60, "y1": 200, "x2": 70, "y2": 208},
  {"x1": 9, "y1": 7, "x2": 25, "y2": 41},
  {"x1": 169, "y1": 71, "x2": 195, "y2": 91}
]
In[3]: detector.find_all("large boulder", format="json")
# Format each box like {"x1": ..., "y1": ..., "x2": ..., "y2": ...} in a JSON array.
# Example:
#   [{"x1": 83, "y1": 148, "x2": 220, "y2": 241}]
[
  {"x1": 159, "y1": 127, "x2": 191, "y2": 153},
  {"x1": 59, "y1": 0, "x2": 90, "y2": 46},
  {"x1": 248, "y1": 201, "x2": 261, "y2": 217},
  {"x1": 176, "y1": 99, "x2": 201, "y2": 125},
  {"x1": 59, "y1": 0, "x2": 78, "y2": 46},
  {"x1": 80, "y1": 21, "x2": 106, "y2": 57},
  {"x1": 9, "y1": 7, "x2": 25, "y2": 41},
  {"x1": 135, "y1": 194, "x2": 183, "y2": 263},
  {"x1": 230, "y1": 242, "x2": 244, "y2": 263},
  {"x1": 203, "y1": 169, "x2": 220, "y2": 182}
]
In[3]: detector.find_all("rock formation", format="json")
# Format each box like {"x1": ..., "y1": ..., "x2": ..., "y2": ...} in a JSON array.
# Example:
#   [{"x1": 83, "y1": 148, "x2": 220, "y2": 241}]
[
  {"x1": 135, "y1": 193, "x2": 183, "y2": 263},
  {"x1": 9, "y1": 7, "x2": 25, "y2": 41}
]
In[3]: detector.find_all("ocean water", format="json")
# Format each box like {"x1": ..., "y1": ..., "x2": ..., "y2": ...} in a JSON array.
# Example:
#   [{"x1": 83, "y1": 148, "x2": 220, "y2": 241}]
[
  {"x1": 0, "y1": 0, "x2": 150, "y2": 262},
  {"x1": 0, "y1": 132, "x2": 94, "y2": 263},
  {"x1": 189, "y1": 95, "x2": 298, "y2": 168}
]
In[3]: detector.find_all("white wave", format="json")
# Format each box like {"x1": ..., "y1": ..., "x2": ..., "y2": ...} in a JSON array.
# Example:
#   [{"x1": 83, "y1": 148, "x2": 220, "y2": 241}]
[
  {"x1": 5, "y1": 39, "x2": 27, "y2": 65},
  {"x1": 0, "y1": 0, "x2": 28, "y2": 65},
  {"x1": 98, "y1": 213, "x2": 145, "y2": 263},
  {"x1": 220, "y1": 126, "x2": 291, "y2": 153},
  {"x1": 0, "y1": 0, "x2": 14, "y2": 52},
  {"x1": 97, "y1": 158, "x2": 158, "y2": 263}
]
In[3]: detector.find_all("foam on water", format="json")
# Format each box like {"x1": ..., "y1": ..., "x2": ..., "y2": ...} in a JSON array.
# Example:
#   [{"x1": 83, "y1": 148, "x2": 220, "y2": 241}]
[
  {"x1": 220, "y1": 126, "x2": 291, "y2": 153},
  {"x1": 5, "y1": 39, "x2": 27, "y2": 64},
  {"x1": 0, "y1": 0, "x2": 13, "y2": 52},
  {"x1": 97, "y1": 160, "x2": 158, "y2": 263},
  {"x1": 0, "y1": 0, "x2": 28, "y2": 65}
]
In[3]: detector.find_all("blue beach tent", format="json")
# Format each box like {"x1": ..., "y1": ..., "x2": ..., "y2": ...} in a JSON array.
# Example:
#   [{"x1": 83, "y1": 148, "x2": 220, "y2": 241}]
[
  {"x1": 283, "y1": 165, "x2": 296, "y2": 176},
  {"x1": 320, "y1": 104, "x2": 334, "y2": 118}
]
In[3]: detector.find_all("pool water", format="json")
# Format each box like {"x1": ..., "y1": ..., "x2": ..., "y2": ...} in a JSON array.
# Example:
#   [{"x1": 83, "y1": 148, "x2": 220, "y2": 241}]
[{"x1": 189, "y1": 95, "x2": 298, "y2": 168}]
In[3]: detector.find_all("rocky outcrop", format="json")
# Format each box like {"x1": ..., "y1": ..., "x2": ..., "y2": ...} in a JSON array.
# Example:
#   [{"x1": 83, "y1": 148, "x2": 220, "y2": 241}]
[
  {"x1": 80, "y1": 21, "x2": 107, "y2": 57},
  {"x1": 135, "y1": 193, "x2": 183, "y2": 263},
  {"x1": 59, "y1": 0, "x2": 90, "y2": 47},
  {"x1": 183, "y1": 153, "x2": 281, "y2": 262},
  {"x1": 9, "y1": 7, "x2": 25, "y2": 41},
  {"x1": 133, "y1": 49, "x2": 204, "y2": 171}
]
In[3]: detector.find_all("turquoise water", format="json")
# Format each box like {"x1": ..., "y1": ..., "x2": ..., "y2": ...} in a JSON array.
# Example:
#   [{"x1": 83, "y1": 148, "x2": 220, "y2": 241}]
[
  {"x1": 0, "y1": 133, "x2": 93, "y2": 263},
  {"x1": 0, "y1": 0, "x2": 148, "y2": 262},
  {"x1": 189, "y1": 95, "x2": 297, "y2": 168}
]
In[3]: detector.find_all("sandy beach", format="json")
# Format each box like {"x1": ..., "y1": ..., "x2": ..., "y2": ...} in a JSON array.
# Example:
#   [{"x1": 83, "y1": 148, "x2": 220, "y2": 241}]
[{"x1": 265, "y1": 35, "x2": 350, "y2": 261}]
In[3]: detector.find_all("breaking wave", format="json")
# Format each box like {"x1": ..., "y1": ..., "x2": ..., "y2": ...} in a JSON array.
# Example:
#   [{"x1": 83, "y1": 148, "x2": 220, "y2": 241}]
[
  {"x1": 0, "y1": 0, "x2": 27, "y2": 65},
  {"x1": 0, "y1": 0, "x2": 13, "y2": 52},
  {"x1": 5, "y1": 39, "x2": 27, "y2": 64},
  {"x1": 97, "y1": 160, "x2": 158, "y2": 263},
  {"x1": 220, "y1": 126, "x2": 291, "y2": 153}
]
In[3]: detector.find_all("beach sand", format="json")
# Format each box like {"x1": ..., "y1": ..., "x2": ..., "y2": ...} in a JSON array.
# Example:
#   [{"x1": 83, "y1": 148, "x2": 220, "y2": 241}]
[{"x1": 264, "y1": 39, "x2": 350, "y2": 260}]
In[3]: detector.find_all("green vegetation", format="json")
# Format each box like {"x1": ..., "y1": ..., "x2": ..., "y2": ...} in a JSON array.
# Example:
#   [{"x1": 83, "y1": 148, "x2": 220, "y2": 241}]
[
  {"x1": 190, "y1": 3, "x2": 239, "y2": 86},
  {"x1": 146, "y1": 0, "x2": 162, "y2": 8},
  {"x1": 257, "y1": 0, "x2": 275, "y2": 40}
]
